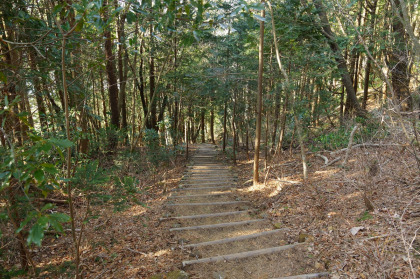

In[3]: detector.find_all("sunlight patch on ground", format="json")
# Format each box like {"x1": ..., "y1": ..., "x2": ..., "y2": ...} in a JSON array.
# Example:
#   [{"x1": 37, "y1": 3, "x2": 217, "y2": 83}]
[
  {"x1": 327, "y1": 211, "x2": 338, "y2": 217},
  {"x1": 123, "y1": 205, "x2": 147, "y2": 217},
  {"x1": 239, "y1": 180, "x2": 286, "y2": 197},
  {"x1": 153, "y1": 249, "x2": 171, "y2": 257},
  {"x1": 268, "y1": 184, "x2": 284, "y2": 197},
  {"x1": 243, "y1": 183, "x2": 267, "y2": 192},
  {"x1": 313, "y1": 169, "x2": 340, "y2": 177},
  {"x1": 343, "y1": 191, "x2": 362, "y2": 200}
]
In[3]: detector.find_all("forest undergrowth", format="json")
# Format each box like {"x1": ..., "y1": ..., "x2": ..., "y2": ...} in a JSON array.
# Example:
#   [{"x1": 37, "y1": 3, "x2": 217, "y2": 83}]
[
  {"x1": 0, "y1": 146, "x2": 188, "y2": 278},
  {"x1": 231, "y1": 114, "x2": 420, "y2": 278}
]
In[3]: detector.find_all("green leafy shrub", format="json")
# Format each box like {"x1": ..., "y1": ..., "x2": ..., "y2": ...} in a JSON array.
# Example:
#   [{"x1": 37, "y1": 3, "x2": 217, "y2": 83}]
[
  {"x1": 0, "y1": 132, "x2": 72, "y2": 248},
  {"x1": 311, "y1": 127, "x2": 351, "y2": 151},
  {"x1": 311, "y1": 119, "x2": 385, "y2": 151},
  {"x1": 143, "y1": 129, "x2": 174, "y2": 170},
  {"x1": 71, "y1": 160, "x2": 110, "y2": 203},
  {"x1": 111, "y1": 176, "x2": 144, "y2": 212}
]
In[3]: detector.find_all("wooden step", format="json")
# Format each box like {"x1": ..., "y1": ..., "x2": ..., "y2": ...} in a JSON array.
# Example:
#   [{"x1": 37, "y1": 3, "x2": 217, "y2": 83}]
[
  {"x1": 166, "y1": 201, "x2": 248, "y2": 207},
  {"x1": 188, "y1": 167, "x2": 229, "y2": 170},
  {"x1": 182, "y1": 243, "x2": 302, "y2": 266},
  {"x1": 273, "y1": 273, "x2": 330, "y2": 279},
  {"x1": 160, "y1": 210, "x2": 252, "y2": 221},
  {"x1": 170, "y1": 219, "x2": 265, "y2": 232},
  {"x1": 182, "y1": 178, "x2": 237, "y2": 182},
  {"x1": 173, "y1": 185, "x2": 233, "y2": 191},
  {"x1": 168, "y1": 193, "x2": 232, "y2": 199},
  {"x1": 180, "y1": 182, "x2": 235, "y2": 186},
  {"x1": 184, "y1": 228, "x2": 288, "y2": 248},
  {"x1": 183, "y1": 175, "x2": 235, "y2": 178},
  {"x1": 187, "y1": 169, "x2": 230, "y2": 172}
]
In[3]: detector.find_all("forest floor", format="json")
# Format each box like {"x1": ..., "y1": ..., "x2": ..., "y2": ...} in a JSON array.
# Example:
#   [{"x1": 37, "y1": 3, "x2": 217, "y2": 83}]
[
  {"x1": 2, "y1": 128, "x2": 419, "y2": 278},
  {"x1": 231, "y1": 140, "x2": 420, "y2": 278},
  {"x1": 1, "y1": 147, "x2": 191, "y2": 278}
]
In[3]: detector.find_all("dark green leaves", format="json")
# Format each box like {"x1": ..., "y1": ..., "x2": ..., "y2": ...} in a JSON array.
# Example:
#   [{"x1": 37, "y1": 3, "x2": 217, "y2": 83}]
[
  {"x1": 48, "y1": 138, "x2": 74, "y2": 149},
  {"x1": 34, "y1": 169, "x2": 45, "y2": 182},
  {"x1": 16, "y1": 209, "x2": 70, "y2": 246},
  {"x1": 27, "y1": 216, "x2": 49, "y2": 246},
  {"x1": 48, "y1": 213, "x2": 71, "y2": 233},
  {"x1": 253, "y1": 14, "x2": 266, "y2": 22}
]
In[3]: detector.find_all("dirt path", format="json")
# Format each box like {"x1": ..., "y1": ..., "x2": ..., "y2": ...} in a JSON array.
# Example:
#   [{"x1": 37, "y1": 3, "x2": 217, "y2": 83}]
[{"x1": 164, "y1": 144, "x2": 329, "y2": 279}]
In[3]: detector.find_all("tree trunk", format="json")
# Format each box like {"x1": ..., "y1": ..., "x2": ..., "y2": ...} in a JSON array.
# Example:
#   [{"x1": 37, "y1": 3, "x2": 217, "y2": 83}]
[
  {"x1": 222, "y1": 101, "x2": 228, "y2": 152},
  {"x1": 104, "y1": 29, "x2": 120, "y2": 125},
  {"x1": 173, "y1": 99, "x2": 179, "y2": 146},
  {"x1": 271, "y1": 88, "x2": 281, "y2": 153},
  {"x1": 103, "y1": 0, "x2": 120, "y2": 148},
  {"x1": 149, "y1": 29, "x2": 158, "y2": 130},
  {"x1": 29, "y1": 51, "x2": 48, "y2": 131},
  {"x1": 362, "y1": 0, "x2": 378, "y2": 109},
  {"x1": 314, "y1": 0, "x2": 366, "y2": 118},
  {"x1": 210, "y1": 108, "x2": 215, "y2": 144},
  {"x1": 99, "y1": 71, "x2": 108, "y2": 128},
  {"x1": 390, "y1": 0, "x2": 411, "y2": 110},
  {"x1": 116, "y1": 6, "x2": 128, "y2": 130},
  {"x1": 232, "y1": 92, "x2": 237, "y2": 165},
  {"x1": 253, "y1": 1, "x2": 265, "y2": 185},
  {"x1": 200, "y1": 109, "x2": 205, "y2": 143}
]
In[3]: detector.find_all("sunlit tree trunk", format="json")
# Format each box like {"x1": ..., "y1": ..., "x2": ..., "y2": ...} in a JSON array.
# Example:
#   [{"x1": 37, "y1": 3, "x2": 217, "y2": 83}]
[
  {"x1": 253, "y1": 1, "x2": 265, "y2": 185},
  {"x1": 222, "y1": 100, "x2": 227, "y2": 152},
  {"x1": 200, "y1": 109, "x2": 205, "y2": 143},
  {"x1": 210, "y1": 108, "x2": 215, "y2": 144}
]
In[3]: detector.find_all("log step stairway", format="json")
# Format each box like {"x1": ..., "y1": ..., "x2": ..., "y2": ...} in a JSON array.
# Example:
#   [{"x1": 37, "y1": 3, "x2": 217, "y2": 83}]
[{"x1": 163, "y1": 144, "x2": 329, "y2": 278}]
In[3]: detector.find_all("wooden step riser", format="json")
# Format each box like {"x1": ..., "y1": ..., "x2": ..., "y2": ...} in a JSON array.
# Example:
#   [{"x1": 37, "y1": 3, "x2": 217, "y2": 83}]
[
  {"x1": 170, "y1": 219, "x2": 265, "y2": 232},
  {"x1": 160, "y1": 210, "x2": 252, "y2": 221},
  {"x1": 166, "y1": 201, "x2": 248, "y2": 207},
  {"x1": 273, "y1": 273, "x2": 330, "y2": 279},
  {"x1": 182, "y1": 243, "x2": 303, "y2": 266},
  {"x1": 168, "y1": 193, "x2": 232, "y2": 199},
  {"x1": 184, "y1": 228, "x2": 289, "y2": 248}
]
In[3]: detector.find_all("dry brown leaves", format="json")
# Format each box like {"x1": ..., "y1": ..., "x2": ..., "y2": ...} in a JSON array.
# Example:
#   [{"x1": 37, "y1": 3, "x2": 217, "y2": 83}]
[
  {"x1": 233, "y1": 141, "x2": 419, "y2": 278},
  {"x1": 1, "y1": 148, "x2": 195, "y2": 279}
]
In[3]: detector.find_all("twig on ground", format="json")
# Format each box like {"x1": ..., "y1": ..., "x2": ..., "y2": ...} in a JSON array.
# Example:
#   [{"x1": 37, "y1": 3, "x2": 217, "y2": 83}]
[
  {"x1": 315, "y1": 153, "x2": 329, "y2": 165},
  {"x1": 331, "y1": 143, "x2": 404, "y2": 155},
  {"x1": 342, "y1": 125, "x2": 359, "y2": 167},
  {"x1": 323, "y1": 156, "x2": 341, "y2": 167},
  {"x1": 126, "y1": 248, "x2": 147, "y2": 255}
]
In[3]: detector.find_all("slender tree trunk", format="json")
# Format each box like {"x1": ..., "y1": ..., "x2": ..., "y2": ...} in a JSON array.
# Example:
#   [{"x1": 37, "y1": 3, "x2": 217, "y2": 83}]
[
  {"x1": 103, "y1": 0, "x2": 120, "y2": 148},
  {"x1": 173, "y1": 100, "x2": 179, "y2": 146},
  {"x1": 232, "y1": 92, "x2": 237, "y2": 165},
  {"x1": 186, "y1": 119, "x2": 190, "y2": 160},
  {"x1": 99, "y1": 71, "x2": 108, "y2": 128},
  {"x1": 294, "y1": 116, "x2": 308, "y2": 180},
  {"x1": 222, "y1": 101, "x2": 228, "y2": 152},
  {"x1": 271, "y1": 89, "x2": 281, "y2": 153},
  {"x1": 253, "y1": 1, "x2": 265, "y2": 185},
  {"x1": 313, "y1": 0, "x2": 366, "y2": 118},
  {"x1": 210, "y1": 108, "x2": 215, "y2": 144},
  {"x1": 29, "y1": 51, "x2": 47, "y2": 130},
  {"x1": 200, "y1": 109, "x2": 205, "y2": 143},
  {"x1": 149, "y1": 28, "x2": 158, "y2": 130},
  {"x1": 22, "y1": 89, "x2": 34, "y2": 127},
  {"x1": 116, "y1": 6, "x2": 128, "y2": 130},
  {"x1": 131, "y1": 81, "x2": 137, "y2": 147}
]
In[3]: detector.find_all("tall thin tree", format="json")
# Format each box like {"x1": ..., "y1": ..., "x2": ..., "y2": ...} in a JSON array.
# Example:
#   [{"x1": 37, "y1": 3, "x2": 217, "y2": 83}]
[{"x1": 253, "y1": 0, "x2": 265, "y2": 185}]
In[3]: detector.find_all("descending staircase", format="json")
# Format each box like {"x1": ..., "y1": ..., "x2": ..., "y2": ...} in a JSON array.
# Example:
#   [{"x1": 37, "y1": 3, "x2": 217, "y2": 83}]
[{"x1": 163, "y1": 144, "x2": 329, "y2": 279}]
